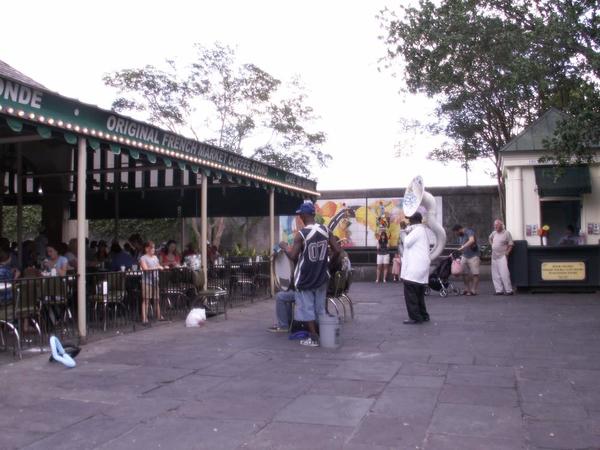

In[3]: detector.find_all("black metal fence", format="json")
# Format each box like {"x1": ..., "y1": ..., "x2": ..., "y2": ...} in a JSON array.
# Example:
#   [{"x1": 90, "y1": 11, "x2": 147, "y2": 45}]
[{"x1": 0, "y1": 262, "x2": 271, "y2": 359}]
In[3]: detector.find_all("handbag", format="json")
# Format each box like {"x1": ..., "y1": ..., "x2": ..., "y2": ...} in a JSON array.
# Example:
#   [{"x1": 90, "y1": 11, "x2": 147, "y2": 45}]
[{"x1": 451, "y1": 258, "x2": 463, "y2": 276}]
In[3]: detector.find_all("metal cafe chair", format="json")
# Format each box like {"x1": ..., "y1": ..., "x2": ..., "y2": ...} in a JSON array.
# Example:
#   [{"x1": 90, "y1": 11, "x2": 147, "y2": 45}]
[
  {"x1": 340, "y1": 269, "x2": 355, "y2": 319},
  {"x1": 230, "y1": 263, "x2": 258, "y2": 303},
  {"x1": 39, "y1": 276, "x2": 74, "y2": 336},
  {"x1": 90, "y1": 272, "x2": 128, "y2": 332},
  {"x1": 17, "y1": 279, "x2": 44, "y2": 351},
  {"x1": 334, "y1": 270, "x2": 354, "y2": 321},
  {"x1": 326, "y1": 271, "x2": 346, "y2": 319},
  {"x1": 159, "y1": 268, "x2": 194, "y2": 318},
  {"x1": 0, "y1": 284, "x2": 21, "y2": 358},
  {"x1": 190, "y1": 270, "x2": 228, "y2": 319}
]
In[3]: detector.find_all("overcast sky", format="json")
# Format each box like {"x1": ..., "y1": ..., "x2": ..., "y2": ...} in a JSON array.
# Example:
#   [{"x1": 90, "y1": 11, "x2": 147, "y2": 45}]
[{"x1": 2, "y1": 0, "x2": 496, "y2": 191}]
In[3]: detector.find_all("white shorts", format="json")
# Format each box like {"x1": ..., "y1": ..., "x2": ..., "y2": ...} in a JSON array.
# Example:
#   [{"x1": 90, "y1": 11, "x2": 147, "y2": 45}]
[{"x1": 377, "y1": 254, "x2": 390, "y2": 265}]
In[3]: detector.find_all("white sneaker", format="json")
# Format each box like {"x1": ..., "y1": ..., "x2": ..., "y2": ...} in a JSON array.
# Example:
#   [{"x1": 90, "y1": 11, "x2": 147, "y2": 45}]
[{"x1": 300, "y1": 337, "x2": 319, "y2": 347}]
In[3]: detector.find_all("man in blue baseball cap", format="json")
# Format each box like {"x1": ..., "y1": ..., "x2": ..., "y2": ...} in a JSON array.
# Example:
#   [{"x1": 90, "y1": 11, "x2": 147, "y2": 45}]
[{"x1": 280, "y1": 200, "x2": 340, "y2": 347}]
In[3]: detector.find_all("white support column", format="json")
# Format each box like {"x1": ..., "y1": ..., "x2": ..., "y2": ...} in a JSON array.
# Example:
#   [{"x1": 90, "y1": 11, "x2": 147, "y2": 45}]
[
  {"x1": 77, "y1": 137, "x2": 87, "y2": 342},
  {"x1": 16, "y1": 145, "x2": 23, "y2": 270},
  {"x1": 201, "y1": 174, "x2": 208, "y2": 290},
  {"x1": 269, "y1": 188, "x2": 275, "y2": 297},
  {"x1": 512, "y1": 167, "x2": 525, "y2": 240}
]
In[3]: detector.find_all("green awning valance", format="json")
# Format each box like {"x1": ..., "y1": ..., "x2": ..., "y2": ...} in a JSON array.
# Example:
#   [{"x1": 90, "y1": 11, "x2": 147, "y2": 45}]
[
  {"x1": 110, "y1": 144, "x2": 121, "y2": 155},
  {"x1": 6, "y1": 118, "x2": 23, "y2": 132},
  {"x1": 64, "y1": 133, "x2": 77, "y2": 145},
  {"x1": 88, "y1": 138, "x2": 100, "y2": 151},
  {"x1": 36, "y1": 126, "x2": 51, "y2": 139},
  {"x1": 534, "y1": 166, "x2": 592, "y2": 197}
]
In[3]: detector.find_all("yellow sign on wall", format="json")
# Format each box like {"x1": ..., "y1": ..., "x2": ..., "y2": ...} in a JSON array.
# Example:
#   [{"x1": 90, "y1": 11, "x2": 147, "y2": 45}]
[{"x1": 541, "y1": 261, "x2": 586, "y2": 281}]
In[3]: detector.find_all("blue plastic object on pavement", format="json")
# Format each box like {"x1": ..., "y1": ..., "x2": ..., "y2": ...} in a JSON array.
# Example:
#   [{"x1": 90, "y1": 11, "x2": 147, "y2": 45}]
[
  {"x1": 49, "y1": 335, "x2": 76, "y2": 368},
  {"x1": 288, "y1": 331, "x2": 309, "y2": 340}
]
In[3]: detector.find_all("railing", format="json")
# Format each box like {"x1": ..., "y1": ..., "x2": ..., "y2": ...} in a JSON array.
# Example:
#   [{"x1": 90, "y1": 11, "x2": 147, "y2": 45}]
[
  {"x1": 0, "y1": 274, "x2": 77, "y2": 357},
  {"x1": 0, "y1": 262, "x2": 271, "y2": 358},
  {"x1": 210, "y1": 261, "x2": 270, "y2": 307}
]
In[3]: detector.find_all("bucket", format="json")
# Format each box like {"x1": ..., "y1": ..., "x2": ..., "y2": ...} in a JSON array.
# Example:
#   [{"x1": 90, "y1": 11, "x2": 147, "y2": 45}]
[{"x1": 319, "y1": 314, "x2": 341, "y2": 349}]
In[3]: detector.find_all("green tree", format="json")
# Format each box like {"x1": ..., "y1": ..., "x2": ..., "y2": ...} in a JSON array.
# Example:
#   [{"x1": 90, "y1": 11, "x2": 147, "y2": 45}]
[
  {"x1": 104, "y1": 43, "x2": 329, "y2": 250},
  {"x1": 2, "y1": 205, "x2": 41, "y2": 242},
  {"x1": 88, "y1": 218, "x2": 180, "y2": 245},
  {"x1": 379, "y1": 0, "x2": 600, "y2": 208},
  {"x1": 104, "y1": 43, "x2": 329, "y2": 177}
]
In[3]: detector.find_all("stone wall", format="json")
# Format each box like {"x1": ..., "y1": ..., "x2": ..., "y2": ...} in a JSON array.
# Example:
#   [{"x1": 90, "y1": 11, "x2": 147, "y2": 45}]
[
  {"x1": 217, "y1": 186, "x2": 502, "y2": 252},
  {"x1": 322, "y1": 185, "x2": 502, "y2": 246}
]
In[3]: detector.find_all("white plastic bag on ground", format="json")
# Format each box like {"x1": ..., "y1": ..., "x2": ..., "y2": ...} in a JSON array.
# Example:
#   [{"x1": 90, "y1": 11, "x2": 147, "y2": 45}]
[{"x1": 185, "y1": 308, "x2": 207, "y2": 327}]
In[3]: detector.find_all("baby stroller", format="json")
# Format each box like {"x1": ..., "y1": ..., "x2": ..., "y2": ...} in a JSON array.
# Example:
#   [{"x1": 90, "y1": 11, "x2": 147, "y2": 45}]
[{"x1": 425, "y1": 252, "x2": 461, "y2": 297}]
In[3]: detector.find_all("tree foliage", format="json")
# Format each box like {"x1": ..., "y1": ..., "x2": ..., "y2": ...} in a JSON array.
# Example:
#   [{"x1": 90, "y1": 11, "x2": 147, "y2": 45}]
[
  {"x1": 103, "y1": 43, "x2": 329, "y2": 178},
  {"x1": 2, "y1": 205, "x2": 41, "y2": 242},
  {"x1": 88, "y1": 218, "x2": 180, "y2": 245},
  {"x1": 379, "y1": 0, "x2": 600, "y2": 191}
]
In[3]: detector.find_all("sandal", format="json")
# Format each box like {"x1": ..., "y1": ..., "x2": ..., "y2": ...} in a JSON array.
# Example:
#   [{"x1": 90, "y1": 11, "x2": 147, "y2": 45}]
[
  {"x1": 465, "y1": 291, "x2": 472, "y2": 296},
  {"x1": 461, "y1": 290, "x2": 469, "y2": 295}
]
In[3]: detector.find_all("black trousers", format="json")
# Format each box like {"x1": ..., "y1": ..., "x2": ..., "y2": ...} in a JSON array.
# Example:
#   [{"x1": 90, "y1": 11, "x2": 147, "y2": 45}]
[{"x1": 403, "y1": 280, "x2": 429, "y2": 322}]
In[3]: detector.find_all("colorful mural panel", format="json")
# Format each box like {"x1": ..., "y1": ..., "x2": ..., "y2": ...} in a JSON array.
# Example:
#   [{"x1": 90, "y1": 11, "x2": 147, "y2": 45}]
[{"x1": 279, "y1": 196, "x2": 443, "y2": 249}]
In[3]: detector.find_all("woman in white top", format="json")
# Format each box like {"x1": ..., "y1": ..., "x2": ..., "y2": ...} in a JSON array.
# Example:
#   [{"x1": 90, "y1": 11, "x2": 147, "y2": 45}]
[{"x1": 139, "y1": 240, "x2": 164, "y2": 325}]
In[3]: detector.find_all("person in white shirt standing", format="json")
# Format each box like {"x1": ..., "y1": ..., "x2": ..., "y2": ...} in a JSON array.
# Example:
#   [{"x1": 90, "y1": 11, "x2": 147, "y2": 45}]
[
  {"x1": 400, "y1": 212, "x2": 431, "y2": 324},
  {"x1": 488, "y1": 219, "x2": 514, "y2": 295}
]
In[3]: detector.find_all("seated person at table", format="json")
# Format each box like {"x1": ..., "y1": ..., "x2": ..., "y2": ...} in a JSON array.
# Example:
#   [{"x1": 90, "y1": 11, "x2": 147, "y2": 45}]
[
  {"x1": 328, "y1": 239, "x2": 351, "y2": 293},
  {"x1": 0, "y1": 247, "x2": 16, "y2": 304},
  {"x1": 267, "y1": 244, "x2": 296, "y2": 332},
  {"x1": 43, "y1": 243, "x2": 69, "y2": 276},
  {"x1": 182, "y1": 243, "x2": 196, "y2": 258},
  {"x1": 0, "y1": 237, "x2": 20, "y2": 279},
  {"x1": 207, "y1": 244, "x2": 219, "y2": 266},
  {"x1": 267, "y1": 289, "x2": 295, "y2": 332},
  {"x1": 96, "y1": 240, "x2": 110, "y2": 266},
  {"x1": 558, "y1": 225, "x2": 581, "y2": 246},
  {"x1": 64, "y1": 238, "x2": 78, "y2": 270},
  {"x1": 160, "y1": 240, "x2": 182, "y2": 268},
  {"x1": 108, "y1": 242, "x2": 135, "y2": 271}
]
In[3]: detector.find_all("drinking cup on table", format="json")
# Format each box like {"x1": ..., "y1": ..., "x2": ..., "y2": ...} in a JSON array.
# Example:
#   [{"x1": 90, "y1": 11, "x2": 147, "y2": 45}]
[
  {"x1": 50, "y1": 268, "x2": 57, "y2": 277},
  {"x1": 132, "y1": 264, "x2": 138, "y2": 271},
  {"x1": 120, "y1": 266, "x2": 126, "y2": 272}
]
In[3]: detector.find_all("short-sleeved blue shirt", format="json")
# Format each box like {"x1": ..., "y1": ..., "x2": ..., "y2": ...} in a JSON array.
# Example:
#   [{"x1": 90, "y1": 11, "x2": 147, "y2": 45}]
[
  {"x1": 458, "y1": 228, "x2": 479, "y2": 258},
  {"x1": 0, "y1": 264, "x2": 13, "y2": 303}
]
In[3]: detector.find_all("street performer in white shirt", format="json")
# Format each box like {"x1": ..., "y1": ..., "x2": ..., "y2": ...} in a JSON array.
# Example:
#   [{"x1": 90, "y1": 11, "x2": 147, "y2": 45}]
[{"x1": 400, "y1": 212, "x2": 431, "y2": 324}]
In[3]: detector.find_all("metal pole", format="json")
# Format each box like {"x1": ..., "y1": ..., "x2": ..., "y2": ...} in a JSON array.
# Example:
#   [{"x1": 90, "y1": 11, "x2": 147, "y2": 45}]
[
  {"x1": 77, "y1": 138, "x2": 87, "y2": 343},
  {"x1": 0, "y1": 170, "x2": 4, "y2": 238},
  {"x1": 201, "y1": 174, "x2": 208, "y2": 290},
  {"x1": 114, "y1": 181, "x2": 119, "y2": 240},
  {"x1": 181, "y1": 216, "x2": 185, "y2": 250},
  {"x1": 269, "y1": 188, "x2": 275, "y2": 297},
  {"x1": 16, "y1": 145, "x2": 23, "y2": 270}
]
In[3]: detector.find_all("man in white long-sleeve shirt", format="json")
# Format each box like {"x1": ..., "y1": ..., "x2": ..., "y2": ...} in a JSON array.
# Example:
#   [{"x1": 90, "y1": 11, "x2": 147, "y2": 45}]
[{"x1": 400, "y1": 212, "x2": 431, "y2": 324}]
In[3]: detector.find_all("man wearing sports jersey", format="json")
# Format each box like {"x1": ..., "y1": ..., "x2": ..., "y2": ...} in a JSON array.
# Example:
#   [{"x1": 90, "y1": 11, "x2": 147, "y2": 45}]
[{"x1": 281, "y1": 201, "x2": 340, "y2": 347}]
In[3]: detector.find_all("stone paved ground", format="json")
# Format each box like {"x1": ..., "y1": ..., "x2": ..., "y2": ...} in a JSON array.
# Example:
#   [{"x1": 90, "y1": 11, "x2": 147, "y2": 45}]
[{"x1": 1, "y1": 282, "x2": 600, "y2": 450}]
